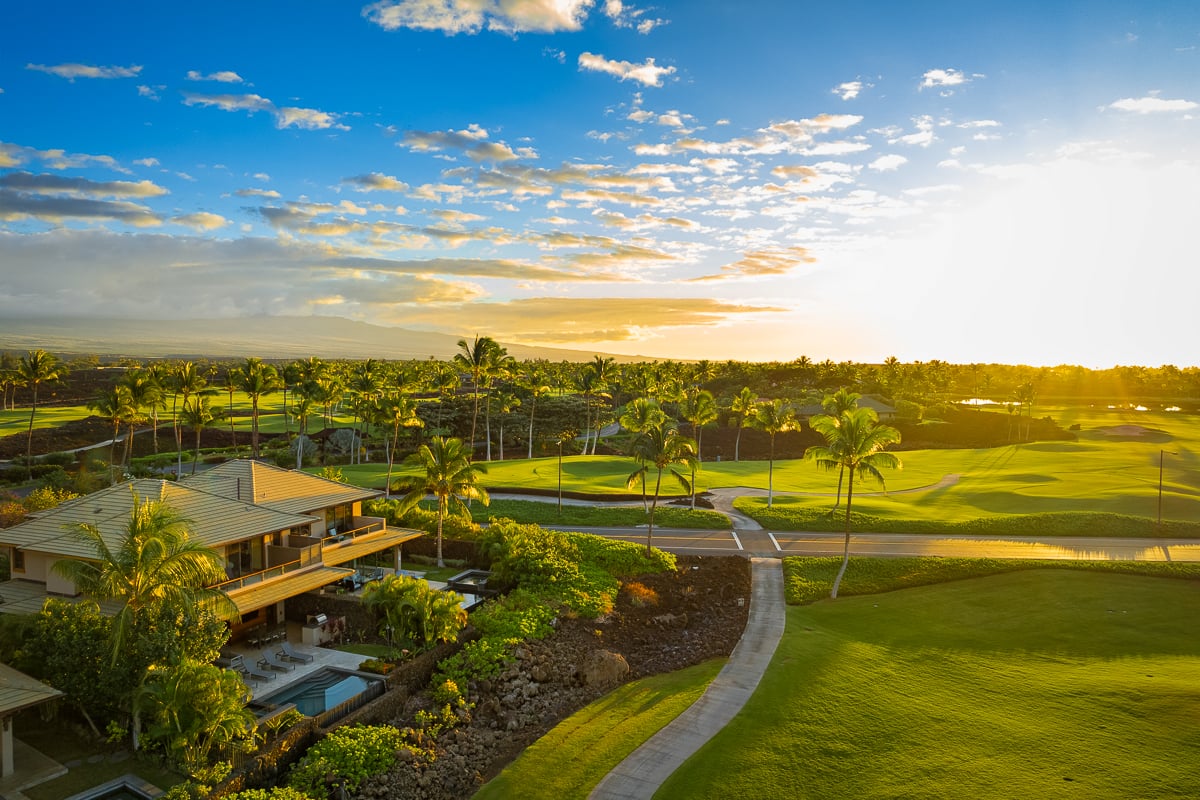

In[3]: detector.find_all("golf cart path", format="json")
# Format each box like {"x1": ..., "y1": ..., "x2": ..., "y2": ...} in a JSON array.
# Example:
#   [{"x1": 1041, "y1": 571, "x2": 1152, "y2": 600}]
[{"x1": 588, "y1": 557, "x2": 785, "y2": 800}]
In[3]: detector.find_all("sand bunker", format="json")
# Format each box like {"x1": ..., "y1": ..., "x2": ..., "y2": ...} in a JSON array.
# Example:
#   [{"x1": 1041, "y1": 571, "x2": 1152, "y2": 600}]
[{"x1": 1099, "y1": 425, "x2": 1156, "y2": 437}]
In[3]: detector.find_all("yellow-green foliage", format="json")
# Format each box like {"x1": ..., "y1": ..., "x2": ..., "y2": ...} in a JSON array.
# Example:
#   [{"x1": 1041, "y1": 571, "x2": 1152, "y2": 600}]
[{"x1": 288, "y1": 725, "x2": 407, "y2": 796}]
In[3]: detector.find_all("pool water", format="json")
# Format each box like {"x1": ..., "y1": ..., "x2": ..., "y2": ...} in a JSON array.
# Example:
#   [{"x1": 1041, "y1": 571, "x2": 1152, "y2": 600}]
[{"x1": 253, "y1": 668, "x2": 380, "y2": 717}]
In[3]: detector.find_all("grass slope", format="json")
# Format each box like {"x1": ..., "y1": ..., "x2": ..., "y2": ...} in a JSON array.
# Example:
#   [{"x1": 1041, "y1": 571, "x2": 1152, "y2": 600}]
[
  {"x1": 476, "y1": 659, "x2": 725, "y2": 800},
  {"x1": 657, "y1": 570, "x2": 1200, "y2": 800}
]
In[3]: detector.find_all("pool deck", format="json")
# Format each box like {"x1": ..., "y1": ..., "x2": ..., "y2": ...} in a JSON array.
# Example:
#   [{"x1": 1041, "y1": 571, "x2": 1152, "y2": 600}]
[{"x1": 222, "y1": 622, "x2": 368, "y2": 701}]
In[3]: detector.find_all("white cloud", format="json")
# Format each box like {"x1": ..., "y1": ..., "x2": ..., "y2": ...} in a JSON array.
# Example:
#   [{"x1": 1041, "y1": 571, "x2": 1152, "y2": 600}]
[
  {"x1": 603, "y1": 0, "x2": 667, "y2": 33},
  {"x1": 186, "y1": 70, "x2": 244, "y2": 83},
  {"x1": 183, "y1": 92, "x2": 347, "y2": 131},
  {"x1": 920, "y1": 68, "x2": 968, "y2": 90},
  {"x1": 1107, "y1": 95, "x2": 1198, "y2": 113},
  {"x1": 363, "y1": 0, "x2": 591, "y2": 34},
  {"x1": 26, "y1": 63, "x2": 142, "y2": 80},
  {"x1": 137, "y1": 85, "x2": 161, "y2": 100},
  {"x1": 833, "y1": 80, "x2": 863, "y2": 100},
  {"x1": 172, "y1": 212, "x2": 228, "y2": 230},
  {"x1": 133, "y1": 158, "x2": 159, "y2": 167},
  {"x1": 869, "y1": 154, "x2": 908, "y2": 171},
  {"x1": 578, "y1": 53, "x2": 675, "y2": 87},
  {"x1": 343, "y1": 173, "x2": 410, "y2": 192},
  {"x1": 890, "y1": 115, "x2": 935, "y2": 147},
  {"x1": 402, "y1": 125, "x2": 523, "y2": 161}
]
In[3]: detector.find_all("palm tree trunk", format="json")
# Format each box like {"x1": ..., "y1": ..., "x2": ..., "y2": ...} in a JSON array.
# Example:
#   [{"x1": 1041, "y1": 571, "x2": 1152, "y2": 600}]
[
  {"x1": 193, "y1": 428, "x2": 202, "y2": 475},
  {"x1": 436, "y1": 496, "x2": 446, "y2": 568},
  {"x1": 734, "y1": 423, "x2": 742, "y2": 462},
  {"x1": 647, "y1": 469, "x2": 663, "y2": 555},
  {"x1": 767, "y1": 435, "x2": 775, "y2": 508},
  {"x1": 831, "y1": 469, "x2": 854, "y2": 599},
  {"x1": 833, "y1": 464, "x2": 845, "y2": 510},
  {"x1": 527, "y1": 396, "x2": 537, "y2": 459},
  {"x1": 25, "y1": 386, "x2": 38, "y2": 464}
]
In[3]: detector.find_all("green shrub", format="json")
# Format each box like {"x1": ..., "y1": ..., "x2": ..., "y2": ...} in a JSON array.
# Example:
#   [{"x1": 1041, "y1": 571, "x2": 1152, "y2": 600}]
[
  {"x1": 223, "y1": 789, "x2": 311, "y2": 800},
  {"x1": 357, "y1": 658, "x2": 394, "y2": 675},
  {"x1": 288, "y1": 724, "x2": 405, "y2": 796}
]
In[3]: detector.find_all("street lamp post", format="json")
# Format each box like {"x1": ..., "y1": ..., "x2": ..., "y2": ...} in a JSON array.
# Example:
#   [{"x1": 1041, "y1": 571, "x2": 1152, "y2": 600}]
[{"x1": 1159, "y1": 449, "x2": 1178, "y2": 527}]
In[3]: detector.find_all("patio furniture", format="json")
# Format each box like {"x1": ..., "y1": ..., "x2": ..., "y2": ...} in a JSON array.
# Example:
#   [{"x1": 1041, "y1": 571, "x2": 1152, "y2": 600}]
[
  {"x1": 279, "y1": 641, "x2": 315, "y2": 663},
  {"x1": 258, "y1": 651, "x2": 295, "y2": 672},
  {"x1": 239, "y1": 663, "x2": 276, "y2": 683}
]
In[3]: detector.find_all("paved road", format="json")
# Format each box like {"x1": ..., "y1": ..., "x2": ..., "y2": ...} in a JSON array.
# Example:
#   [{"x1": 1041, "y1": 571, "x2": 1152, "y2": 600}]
[
  {"x1": 588, "y1": 558, "x2": 785, "y2": 800},
  {"x1": 548, "y1": 524, "x2": 1200, "y2": 562}
]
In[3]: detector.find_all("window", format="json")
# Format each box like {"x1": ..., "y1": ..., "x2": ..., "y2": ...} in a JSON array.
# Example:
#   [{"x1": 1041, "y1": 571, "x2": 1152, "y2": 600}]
[{"x1": 13, "y1": 548, "x2": 24, "y2": 572}]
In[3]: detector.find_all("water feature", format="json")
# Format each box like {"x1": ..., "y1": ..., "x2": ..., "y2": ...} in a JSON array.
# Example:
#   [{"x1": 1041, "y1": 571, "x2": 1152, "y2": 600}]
[
  {"x1": 65, "y1": 774, "x2": 161, "y2": 800},
  {"x1": 250, "y1": 667, "x2": 382, "y2": 718}
]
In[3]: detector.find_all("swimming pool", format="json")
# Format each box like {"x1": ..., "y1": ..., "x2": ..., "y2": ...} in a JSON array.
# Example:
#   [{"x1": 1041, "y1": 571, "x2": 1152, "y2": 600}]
[
  {"x1": 251, "y1": 667, "x2": 383, "y2": 718},
  {"x1": 65, "y1": 774, "x2": 161, "y2": 800}
]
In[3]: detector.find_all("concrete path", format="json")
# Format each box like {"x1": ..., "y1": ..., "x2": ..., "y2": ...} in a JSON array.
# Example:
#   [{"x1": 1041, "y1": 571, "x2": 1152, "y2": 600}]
[{"x1": 588, "y1": 557, "x2": 785, "y2": 800}]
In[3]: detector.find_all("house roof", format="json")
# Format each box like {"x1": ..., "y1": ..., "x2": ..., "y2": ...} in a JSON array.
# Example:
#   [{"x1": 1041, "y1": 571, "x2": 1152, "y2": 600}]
[
  {"x1": 181, "y1": 460, "x2": 379, "y2": 516},
  {"x1": 0, "y1": 662, "x2": 62, "y2": 717},
  {"x1": 0, "y1": 479, "x2": 318, "y2": 559}
]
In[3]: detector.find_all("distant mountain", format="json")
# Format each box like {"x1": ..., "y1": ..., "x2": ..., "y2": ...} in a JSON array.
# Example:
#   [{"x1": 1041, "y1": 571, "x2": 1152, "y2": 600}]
[{"x1": 0, "y1": 316, "x2": 644, "y2": 362}]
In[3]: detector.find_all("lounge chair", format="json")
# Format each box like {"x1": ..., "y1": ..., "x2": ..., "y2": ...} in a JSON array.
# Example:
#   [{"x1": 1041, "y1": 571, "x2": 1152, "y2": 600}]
[
  {"x1": 239, "y1": 664, "x2": 276, "y2": 683},
  {"x1": 258, "y1": 651, "x2": 295, "y2": 672},
  {"x1": 279, "y1": 641, "x2": 315, "y2": 663}
]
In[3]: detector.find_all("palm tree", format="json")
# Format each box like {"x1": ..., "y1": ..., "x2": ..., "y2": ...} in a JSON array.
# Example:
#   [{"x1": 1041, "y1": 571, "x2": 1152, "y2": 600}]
[
  {"x1": 220, "y1": 366, "x2": 240, "y2": 449},
  {"x1": 90, "y1": 384, "x2": 136, "y2": 484},
  {"x1": 626, "y1": 421, "x2": 697, "y2": 555},
  {"x1": 483, "y1": 345, "x2": 514, "y2": 461},
  {"x1": 807, "y1": 407, "x2": 902, "y2": 598},
  {"x1": 17, "y1": 349, "x2": 65, "y2": 464},
  {"x1": 120, "y1": 369, "x2": 162, "y2": 468},
  {"x1": 454, "y1": 335, "x2": 500, "y2": 459},
  {"x1": 820, "y1": 388, "x2": 862, "y2": 511},
  {"x1": 619, "y1": 397, "x2": 667, "y2": 512},
  {"x1": 753, "y1": 398, "x2": 797, "y2": 508},
  {"x1": 346, "y1": 359, "x2": 383, "y2": 465},
  {"x1": 180, "y1": 397, "x2": 223, "y2": 475},
  {"x1": 379, "y1": 393, "x2": 423, "y2": 498},
  {"x1": 237, "y1": 358, "x2": 281, "y2": 458},
  {"x1": 169, "y1": 362, "x2": 209, "y2": 476},
  {"x1": 52, "y1": 489, "x2": 233, "y2": 663},
  {"x1": 396, "y1": 437, "x2": 489, "y2": 567},
  {"x1": 682, "y1": 389, "x2": 718, "y2": 509},
  {"x1": 144, "y1": 363, "x2": 170, "y2": 455},
  {"x1": 520, "y1": 369, "x2": 552, "y2": 459},
  {"x1": 1013, "y1": 381, "x2": 1036, "y2": 441},
  {"x1": 729, "y1": 387, "x2": 757, "y2": 462}
]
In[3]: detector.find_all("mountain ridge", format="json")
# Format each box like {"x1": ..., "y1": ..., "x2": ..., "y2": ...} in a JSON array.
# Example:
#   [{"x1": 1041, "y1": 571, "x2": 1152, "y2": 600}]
[{"x1": 0, "y1": 316, "x2": 650, "y2": 363}]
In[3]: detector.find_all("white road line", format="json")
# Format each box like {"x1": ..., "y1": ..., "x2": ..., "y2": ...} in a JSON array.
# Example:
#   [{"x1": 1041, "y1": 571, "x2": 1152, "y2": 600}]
[
  {"x1": 731, "y1": 531, "x2": 743, "y2": 551},
  {"x1": 767, "y1": 532, "x2": 782, "y2": 551}
]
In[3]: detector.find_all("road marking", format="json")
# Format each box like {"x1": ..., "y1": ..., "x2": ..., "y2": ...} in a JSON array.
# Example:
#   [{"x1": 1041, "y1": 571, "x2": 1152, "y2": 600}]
[
  {"x1": 767, "y1": 532, "x2": 782, "y2": 551},
  {"x1": 731, "y1": 531, "x2": 743, "y2": 551}
]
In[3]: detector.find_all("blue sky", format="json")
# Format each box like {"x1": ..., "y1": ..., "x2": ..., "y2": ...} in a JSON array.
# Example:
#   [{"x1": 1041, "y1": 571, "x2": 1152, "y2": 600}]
[{"x1": 1, "y1": 1, "x2": 1198, "y2": 367}]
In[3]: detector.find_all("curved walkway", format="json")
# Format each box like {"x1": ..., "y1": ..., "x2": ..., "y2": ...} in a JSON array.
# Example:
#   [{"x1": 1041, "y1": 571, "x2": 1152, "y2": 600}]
[{"x1": 588, "y1": 557, "x2": 785, "y2": 800}]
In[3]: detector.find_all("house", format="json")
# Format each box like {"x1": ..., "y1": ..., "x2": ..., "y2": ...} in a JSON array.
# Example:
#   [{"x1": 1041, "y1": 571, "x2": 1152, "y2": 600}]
[
  {"x1": 0, "y1": 663, "x2": 63, "y2": 787},
  {"x1": 0, "y1": 460, "x2": 421, "y2": 640}
]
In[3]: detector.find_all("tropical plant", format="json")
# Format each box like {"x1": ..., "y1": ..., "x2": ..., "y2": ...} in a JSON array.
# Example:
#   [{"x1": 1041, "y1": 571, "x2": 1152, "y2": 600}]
[
  {"x1": 237, "y1": 357, "x2": 281, "y2": 458},
  {"x1": 619, "y1": 397, "x2": 666, "y2": 512},
  {"x1": 455, "y1": 335, "x2": 501, "y2": 458},
  {"x1": 52, "y1": 490, "x2": 234, "y2": 662},
  {"x1": 170, "y1": 362, "x2": 210, "y2": 476},
  {"x1": 395, "y1": 436, "x2": 489, "y2": 567},
  {"x1": 378, "y1": 392, "x2": 423, "y2": 498},
  {"x1": 90, "y1": 384, "x2": 136, "y2": 483},
  {"x1": 141, "y1": 659, "x2": 256, "y2": 774},
  {"x1": 681, "y1": 388, "x2": 718, "y2": 508},
  {"x1": 753, "y1": 398, "x2": 797, "y2": 508},
  {"x1": 17, "y1": 349, "x2": 65, "y2": 464},
  {"x1": 728, "y1": 386, "x2": 757, "y2": 462},
  {"x1": 820, "y1": 388, "x2": 862, "y2": 510},
  {"x1": 361, "y1": 574, "x2": 466, "y2": 650},
  {"x1": 180, "y1": 397, "x2": 223, "y2": 475},
  {"x1": 806, "y1": 407, "x2": 902, "y2": 598},
  {"x1": 625, "y1": 422, "x2": 698, "y2": 554},
  {"x1": 120, "y1": 369, "x2": 162, "y2": 467}
]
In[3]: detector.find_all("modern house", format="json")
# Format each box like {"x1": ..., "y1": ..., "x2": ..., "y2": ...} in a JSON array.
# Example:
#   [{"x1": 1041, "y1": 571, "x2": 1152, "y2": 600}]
[{"x1": 0, "y1": 460, "x2": 421, "y2": 639}]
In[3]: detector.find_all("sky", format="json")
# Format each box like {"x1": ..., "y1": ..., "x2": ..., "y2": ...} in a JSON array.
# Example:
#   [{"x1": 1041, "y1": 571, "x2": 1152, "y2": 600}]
[{"x1": 1, "y1": 1, "x2": 1198, "y2": 368}]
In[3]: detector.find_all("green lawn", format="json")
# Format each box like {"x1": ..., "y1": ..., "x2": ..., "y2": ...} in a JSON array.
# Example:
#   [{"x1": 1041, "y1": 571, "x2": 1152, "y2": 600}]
[
  {"x1": 476, "y1": 658, "x2": 726, "y2": 800},
  {"x1": 0, "y1": 404, "x2": 94, "y2": 437},
  {"x1": 656, "y1": 570, "x2": 1200, "y2": 800}
]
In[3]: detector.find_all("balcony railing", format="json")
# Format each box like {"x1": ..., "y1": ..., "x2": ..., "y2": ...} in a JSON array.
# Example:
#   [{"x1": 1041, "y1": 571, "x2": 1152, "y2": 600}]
[
  {"x1": 213, "y1": 543, "x2": 320, "y2": 593},
  {"x1": 319, "y1": 516, "x2": 386, "y2": 548}
]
